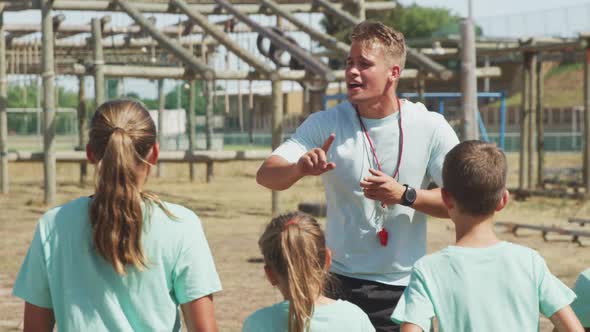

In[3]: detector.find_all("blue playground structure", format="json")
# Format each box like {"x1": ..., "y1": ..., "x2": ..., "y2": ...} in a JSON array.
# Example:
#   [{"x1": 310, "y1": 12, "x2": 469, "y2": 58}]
[{"x1": 323, "y1": 92, "x2": 507, "y2": 150}]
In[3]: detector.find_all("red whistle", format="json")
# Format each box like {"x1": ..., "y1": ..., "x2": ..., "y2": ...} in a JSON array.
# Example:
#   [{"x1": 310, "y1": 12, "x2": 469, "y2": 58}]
[{"x1": 378, "y1": 228, "x2": 388, "y2": 246}]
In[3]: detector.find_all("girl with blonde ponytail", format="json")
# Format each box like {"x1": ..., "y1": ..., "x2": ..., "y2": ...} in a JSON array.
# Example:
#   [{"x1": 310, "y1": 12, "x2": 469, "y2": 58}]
[
  {"x1": 243, "y1": 212, "x2": 374, "y2": 332},
  {"x1": 13, "y1": 99, "x2": 221, "y2": 332}
]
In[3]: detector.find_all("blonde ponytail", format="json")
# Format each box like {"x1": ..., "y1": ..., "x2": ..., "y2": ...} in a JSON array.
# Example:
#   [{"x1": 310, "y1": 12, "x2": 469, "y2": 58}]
[
  {"x1": 259, "y1": 212, "x2": 329, "y2": 332},
  {"x1": 88, "y1": 99, "x2": 163, "y2": 274}
]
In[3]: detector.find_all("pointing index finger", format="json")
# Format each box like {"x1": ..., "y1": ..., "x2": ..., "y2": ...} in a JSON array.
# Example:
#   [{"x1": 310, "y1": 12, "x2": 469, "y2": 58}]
[{"x1": 321, "y1": 133, "x2": 336, "y2": 152}]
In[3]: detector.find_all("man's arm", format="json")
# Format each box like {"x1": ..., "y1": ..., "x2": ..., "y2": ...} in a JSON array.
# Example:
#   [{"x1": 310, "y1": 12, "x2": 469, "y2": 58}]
[
  {"x1": 550, "y1": 306, "x2": 585, "y2": 332},
  {"x1": 256, "y1": 134, "x2": 336, "y2": 191},
  {"x1": 256, "y1": 155, "x2": 305, "y2": 191},
  {"x1": 360, "y1": 169, "x2": 449, "y2": 218}
]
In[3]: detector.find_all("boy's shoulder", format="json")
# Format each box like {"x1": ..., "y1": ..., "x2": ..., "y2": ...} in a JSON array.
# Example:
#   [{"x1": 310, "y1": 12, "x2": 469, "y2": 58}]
[{"x1": 414, "y1": 242, "x2": 540, "y2": 272}]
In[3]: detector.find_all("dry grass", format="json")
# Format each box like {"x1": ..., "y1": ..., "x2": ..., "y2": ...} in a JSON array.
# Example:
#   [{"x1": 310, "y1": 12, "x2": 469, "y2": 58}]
[{"x1": 0, "y1": 153, "x2": 589, "y2": 331}]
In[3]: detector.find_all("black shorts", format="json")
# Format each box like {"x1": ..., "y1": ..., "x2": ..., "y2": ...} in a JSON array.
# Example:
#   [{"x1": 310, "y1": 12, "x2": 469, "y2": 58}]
[{"x1": 325, "y1": 273, "x2": 405, "y2": 332}]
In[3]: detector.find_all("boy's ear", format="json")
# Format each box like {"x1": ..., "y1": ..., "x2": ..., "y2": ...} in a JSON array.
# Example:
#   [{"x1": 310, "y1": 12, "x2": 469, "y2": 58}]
[
  {"x1": 441, "y1": 188, "x2": 454, "y2": 210},
  {"x1": 86, "y1": 144, "x2": 97, "y2": 164},
  {"x1": 264, "y1": 265, "x2": 278, "y2": 286},
  {"x1": 495, "y1": 189, "x2": 510, "y2": 212}
]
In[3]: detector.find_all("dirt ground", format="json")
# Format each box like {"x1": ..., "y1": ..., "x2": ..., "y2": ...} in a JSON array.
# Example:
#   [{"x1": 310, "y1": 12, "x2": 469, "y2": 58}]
[{"x1": 0, "y1": 152, "x2": 589, "y2": 331}]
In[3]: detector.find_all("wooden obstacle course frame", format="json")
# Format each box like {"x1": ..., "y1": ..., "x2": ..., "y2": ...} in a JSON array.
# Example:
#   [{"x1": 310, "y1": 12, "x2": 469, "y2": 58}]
[{"x1": 496, "y1": 221, "x2": 590, "y2": 246}]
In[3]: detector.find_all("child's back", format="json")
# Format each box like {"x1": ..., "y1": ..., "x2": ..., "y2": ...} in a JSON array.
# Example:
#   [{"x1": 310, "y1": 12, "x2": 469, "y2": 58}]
[
  {"x1": 243, "y1": 299, "x2": 373, "y2": 332},
  {"x1": 13, "y1": 197, "x2": 221, "y2": 331},
  {"x1": 392, "y1": 241, "x2": 575, "y2": 331},
  {"x1": 392, "y1": 141, "x2": 582, "y2": 332}
]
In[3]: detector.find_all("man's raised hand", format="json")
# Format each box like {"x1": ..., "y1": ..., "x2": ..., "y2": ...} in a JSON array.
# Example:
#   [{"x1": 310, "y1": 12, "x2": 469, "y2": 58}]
[{"x1": 297, "y1": 133, "x2": 336, "y2": 176}]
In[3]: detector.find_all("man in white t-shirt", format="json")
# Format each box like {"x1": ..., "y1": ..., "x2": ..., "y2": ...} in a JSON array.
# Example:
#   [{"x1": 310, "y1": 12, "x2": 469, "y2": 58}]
[{"x1": 256, "y1": 21, "x2": 459, "y2": 332}]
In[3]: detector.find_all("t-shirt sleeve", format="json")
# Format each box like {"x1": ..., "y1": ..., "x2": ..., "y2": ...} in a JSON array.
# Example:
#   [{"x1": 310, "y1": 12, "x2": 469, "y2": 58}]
[
  {"x1": 570, "y1": 270, "x2": 590, "y2": 327},
  {"x1": 427, "y1": 116, "x2": 459, "y2": 186},
  {"x1": 271, "y1": 112, "x2": 328, "y2": 164},
  {"x1": 12, "y1": 223, "x2": 53, "y2": 309},
  {"x1": 534, "y1": 252, "x2": 577, "y2": 317},
  {"x1": 391, "y1": 266, "x2": 434, "y2": 331},
  {"x1": 172, "y1": 214, "x2": 222, "y2": 304}
]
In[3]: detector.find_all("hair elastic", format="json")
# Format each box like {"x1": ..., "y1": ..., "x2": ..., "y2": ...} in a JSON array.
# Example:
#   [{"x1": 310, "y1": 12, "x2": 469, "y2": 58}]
[{"x1": 284, "y1": 219, "x2": 298, "y2": 229}]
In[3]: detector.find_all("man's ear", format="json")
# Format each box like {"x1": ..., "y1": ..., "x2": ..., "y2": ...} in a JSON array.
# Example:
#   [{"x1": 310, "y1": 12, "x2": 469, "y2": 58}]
[
  {"x1": 264, "y1": 265, "x2": 278, "y2": 286},
  {"x1": 495, "y1": 189, "x2": 510, "y2": 212},
  {"x1": 441, "y1": 188, "x2": 454, "y2": 210},
  {"x1": 86, "y1": 144, "x2": 97, "y2": 164},
  {"x1": 147, "y1": 143, "x2": 159, "y2": 165}
]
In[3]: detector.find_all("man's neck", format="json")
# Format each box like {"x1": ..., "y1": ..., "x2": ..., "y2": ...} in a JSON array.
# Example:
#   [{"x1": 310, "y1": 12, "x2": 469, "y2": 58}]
[
  {"x1": 356, "y1": 94, "x2": 399, "y2": 119},
  {"x1": 453, "y1": 215, "x2": 500, "y2": 248}
]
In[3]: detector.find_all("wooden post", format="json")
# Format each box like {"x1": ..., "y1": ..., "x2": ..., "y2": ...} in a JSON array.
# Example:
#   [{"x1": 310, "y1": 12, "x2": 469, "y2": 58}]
[
  {"x1": 271, "y1": 79, "x2": 283, "y2": 216},
  {"x1": 237, "y1": 81, "x2": 244, "y2": 132},
  {"x1": 188, "y1": 80, "x2": 197, "y2": 181},
  {"x1": 77, "y1": 74, "x2": 88, "y2": 186},
  {"x1": 91, "y1": 18, "x2": 105, "y2": 107},
  {"x1": 205, "y1": 79, "x2": 214, "y2": 182},
  {"x1": 248, "y1": 80, "x2": 254, "y2": 144},
  {"x1": 584, "y1": 40, "x2": 590, "y2": 196},
  {"x1": 417, "y1": 72, "x2": 426, "y2": 104},
  {"x1": 0, "y1": 10, "x2": 7, "y2": 194},
  {"x1": 460, "y1": 17, "x2": 479, "y2": 141},
  {"x1": 536, "y1": 59, "x2": 544, "y2": 188},
  {"x1": 528, "y1": 52, "x2": 538, "y2": 189},
  {"x1": 519, "y1": 52, "x2": 532, "y2": 192},
  {"x1": 42, "y1": 0, "x2": 56, "y2": 204},
  {"x1": 157, "y1": 79, "x2": 165, "y2": 177}
]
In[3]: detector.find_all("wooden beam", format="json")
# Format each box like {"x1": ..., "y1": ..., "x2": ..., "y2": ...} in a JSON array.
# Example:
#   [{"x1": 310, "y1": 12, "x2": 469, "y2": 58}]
[
  {"x1": 114, "y1": 0, "x2": 214, "y2": 80},
  {"x1": 460, "y1": 17, "x2": 478, "y2": 140},
  {"x1": 260, "y1": 0, "x2": 349, "y2": 57},
  {"x1": 92, "y1": 18, "x2": 106, "y2": 107},
  {"x1": 46, "y1": 1, "x2": 396, "y2": 13},
  {"x1": 188, "y1": 80, "x2": 197, "y2": 181},
  {"x1": 171, "y1": 0, "x2": 275, "y2": 78},
  {"x1": 215, "y1": 0, "x2": 334, "y2": 82},
  {"x1": 271, "y1": 79, "x2": 283, "y2": 216},
  {"x1": 77, "y1": 74, "x2": 87, "y2": 186},
  {"x1": 42, "y1": 0, "x2": 56, "y2": 204},
  {"x1": 65, "y1": 63, "x2": 501, "y2": 81}
]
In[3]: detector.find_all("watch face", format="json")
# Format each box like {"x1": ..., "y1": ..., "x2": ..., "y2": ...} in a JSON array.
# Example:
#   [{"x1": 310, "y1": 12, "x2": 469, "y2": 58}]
[{"x1": 406, "y1": 187, "x2": 417, "y2": 203}]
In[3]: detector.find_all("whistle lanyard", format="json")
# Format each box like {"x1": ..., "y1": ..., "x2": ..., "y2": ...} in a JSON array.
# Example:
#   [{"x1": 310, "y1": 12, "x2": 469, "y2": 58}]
[
  {"x1": 355, "y1": 98, "x2": 404, "y2": 247},
  {"x1": 355, "y1": 97, "x2": 403, "y2": 180}
]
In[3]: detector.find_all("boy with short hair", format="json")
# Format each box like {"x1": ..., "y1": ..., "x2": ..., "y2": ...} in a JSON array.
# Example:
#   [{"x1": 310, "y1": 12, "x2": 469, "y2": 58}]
[{"x1": 391, "y1": 140, "x2": 583, "y2": 332}]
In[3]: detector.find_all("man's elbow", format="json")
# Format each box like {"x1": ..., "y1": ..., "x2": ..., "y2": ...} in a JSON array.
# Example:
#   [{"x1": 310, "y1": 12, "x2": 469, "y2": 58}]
[{"x1": 256, "y1": 167, "x2": 286, "y2": 191}]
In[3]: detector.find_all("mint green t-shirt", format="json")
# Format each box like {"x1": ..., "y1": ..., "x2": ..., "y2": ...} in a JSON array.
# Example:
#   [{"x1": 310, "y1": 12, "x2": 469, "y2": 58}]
[
  {"x1": 572, "y1": 268, "x2": 590, "y2": 327},
  {"x1": 242, "y1": 299, "x2": 375, "y2": 332},
  {"x1": 391, "y1": 241, "x2": 576, "y2": 332},
  {"x1": 13, "y1": 197, "x2": 222, "y2": 331}
]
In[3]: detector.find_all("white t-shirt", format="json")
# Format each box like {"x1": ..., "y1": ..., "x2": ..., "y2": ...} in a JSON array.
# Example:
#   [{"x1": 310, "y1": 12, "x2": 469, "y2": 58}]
[{"x1": 272, "y1": 100, "x2": 459, "y2": 285}]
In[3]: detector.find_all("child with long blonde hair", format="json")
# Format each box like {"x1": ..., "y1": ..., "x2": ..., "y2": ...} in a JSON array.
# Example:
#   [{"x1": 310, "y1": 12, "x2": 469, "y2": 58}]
[
  {"x1": 13, "y1": 99, "x2": 221, "y2": 331},
  {"x1": 243, "y1": 212, "x2": 374, "y2": 332}
]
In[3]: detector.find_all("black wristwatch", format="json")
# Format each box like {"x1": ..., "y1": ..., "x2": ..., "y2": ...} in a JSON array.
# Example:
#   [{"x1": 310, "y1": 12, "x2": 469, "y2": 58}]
[{"x1": 400, "y1": 184, "x2": 417, "y2": 206}]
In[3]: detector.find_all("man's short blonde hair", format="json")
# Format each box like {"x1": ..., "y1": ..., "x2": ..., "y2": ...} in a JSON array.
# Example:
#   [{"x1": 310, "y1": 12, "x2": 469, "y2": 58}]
[{"x1": 350, "y1": 21, "x2": 407, "y2": 71}]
